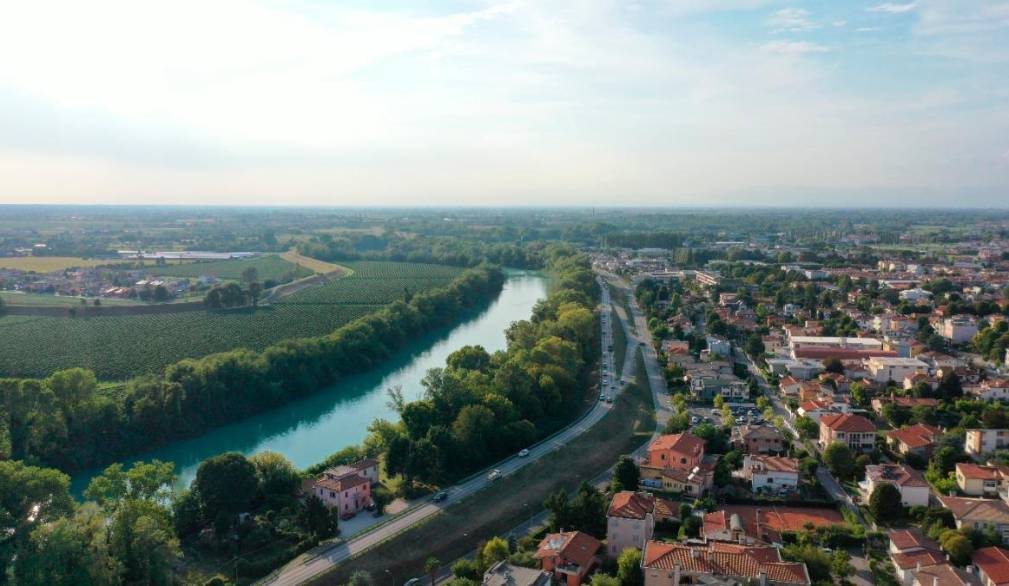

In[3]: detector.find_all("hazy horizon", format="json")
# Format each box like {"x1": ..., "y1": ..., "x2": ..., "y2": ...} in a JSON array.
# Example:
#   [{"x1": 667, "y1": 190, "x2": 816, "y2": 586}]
[{"x1": 1, "y1": 1, "x2": 1007, "y2": 207}]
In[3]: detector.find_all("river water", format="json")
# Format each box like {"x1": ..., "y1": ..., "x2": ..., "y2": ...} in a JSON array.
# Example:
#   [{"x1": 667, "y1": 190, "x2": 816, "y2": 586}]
[{"x1": 70, "y1": 271, "x2": 548, "y2": 493}]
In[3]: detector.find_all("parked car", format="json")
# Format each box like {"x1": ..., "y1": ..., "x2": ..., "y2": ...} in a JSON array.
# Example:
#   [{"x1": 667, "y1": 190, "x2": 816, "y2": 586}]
[
  {"x1": 488, "y1": 469, "x2": 502, "y2": 481},
  {"x1": 518, "y1": 448, "x2": 530, "y2": 457},
  {"x1": 432, "y1": 491, "x2": 448, "y2": 502},
  {"x1": 600, "y1": 393, "x2": 606, "y2": 400}
]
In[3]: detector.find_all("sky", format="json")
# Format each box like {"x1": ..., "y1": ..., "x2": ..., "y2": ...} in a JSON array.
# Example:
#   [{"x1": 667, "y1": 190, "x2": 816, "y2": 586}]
[{"x1": 0, "y1": 0, "x2": 1007, "y2": 207}]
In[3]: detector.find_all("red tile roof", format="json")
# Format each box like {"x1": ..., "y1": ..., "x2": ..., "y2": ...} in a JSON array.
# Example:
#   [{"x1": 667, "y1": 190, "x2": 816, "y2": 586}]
[
  {"x1": 865, "y1": 464, "x2": 928, "y2": 488},
  {"x1": 642, "y1": 541, "x2": 809, "y2": 585},
  {"x1": 315, "y1": 473, "x2": 369, "y2": 492},
  {"x1": 820, "y1": 413, "x2": 876, "y2": 433},
  {"x1": 975, "y1": 547, "x2": 1009, "y2": 586},
  {"x1": 703, "y1": 505, "x2": 842, "y2": 544},
  {"x1": 535, "y1": 531, "x2": 600, "y2": 570},
  {"x1": 956, "y1": 463, "x2": 1005, "y2": 481},
  {"x1": 886, "y1": 424, "x2": 943, "y2": 450},
  {"x1": 649, "y1": 433, "x2": 705, "y2": 457},
  {"x1": 888, "y1": 528, "x2": 940, "y2": 553},
  {"x1": 607, "y1": 492, "x2": 655, "y2": 521},
  {"x1": 749, "y1": 455, "x2": 799, "y2": 473},
  {"x1": 891, "y1": 549, "x2": 946, "y2": 571}
]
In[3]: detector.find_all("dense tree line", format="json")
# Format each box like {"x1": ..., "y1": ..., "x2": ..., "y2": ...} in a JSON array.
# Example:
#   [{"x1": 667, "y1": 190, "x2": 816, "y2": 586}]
[
  {"x1": 363, "y1": 246, "x2": 599, "y2": 484},
  {"x1": 0, "y1": 265, "x2": 505, "y2": 472},
  {"x1": 297, "y1": 233, "x2": 542, "y2": 269}
]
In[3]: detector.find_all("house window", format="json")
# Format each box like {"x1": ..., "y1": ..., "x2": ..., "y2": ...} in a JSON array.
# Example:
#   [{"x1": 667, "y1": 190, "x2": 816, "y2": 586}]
[
  {"x1": 681, "y1": 458, "x2": 687, "y2": 464},
  {"x1": 767, "y1": 478, "x2": 774, "y2": 483},
  {"x1": 330, "y1": 491, "x2": 335, "y2": 498}
]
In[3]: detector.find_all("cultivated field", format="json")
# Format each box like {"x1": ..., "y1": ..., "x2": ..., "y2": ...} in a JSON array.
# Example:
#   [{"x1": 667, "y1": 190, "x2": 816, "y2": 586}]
[
  {"x1": 280, "y1": 249, "x2": 348, "y2": 275},
  {"x1": 0, "y1": 261, "x2": 462, "y2": 380},
  {"x1": 0, "y1": 256, "x2": 126, "y2": 272},
  {"x1": 146, "y1": 254, "x2": 313, "y2": 282},
  {"x1": 0, "y1": 292, "x2": 136, "y2": 307}
]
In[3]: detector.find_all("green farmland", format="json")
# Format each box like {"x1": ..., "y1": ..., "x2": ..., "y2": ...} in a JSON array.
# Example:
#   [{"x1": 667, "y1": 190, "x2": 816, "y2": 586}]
[
  {"x1": 145, "y1": 254, "x2": 313, "y2": 282},
  {"x1": 0, "y1": 261, "x2": 462, "y2": 380}
]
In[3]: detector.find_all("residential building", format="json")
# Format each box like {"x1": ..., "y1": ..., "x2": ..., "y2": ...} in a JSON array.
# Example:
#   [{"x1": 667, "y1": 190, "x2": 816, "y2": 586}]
[
  {"x1": 900, "y1": 288, "x2": 934, "y2": 303},
  {"x1": 966, "y1": 429, "x2": 1009, "y2": 457},
  {"x1": 819, "y1": 413, "x2": 877, "y2": 452},
  {"x1": 641, "y1": 541, "x2": 811, "y2": 586},
  {"x1": 534, "y1": 531, "x2": 601, "y2": 586},
  {"x1": 303, "y1": 459, "x2": 376, "y2": 516},
  {"x1": 872, "y1": 395, "x2": 940, "y2": 416},
  {"x1": 860, "y1": 464, "x2": 930, "y2": 507},
  {"x1": 741, "y1": 455, "x2": 800, "y2": 495},
  {"x1": 956, "y1": 463, "x2": 1009, "y2": 498},
  {"x1": 703, "y1": 505, "x2": 843, "y2": 546},
  {"x1": 866, "y1": 357, "x2": 929, "y2": 384},
  {"x1": 645, "y1": 433, "x2": 705, "y2": 470},
  {"x1": 939, "y1": 497, "x2": 1009, "y2": 545},
  {"x1": 606, "y1": 492, "x2": 655, "y2": 558},
  {"x1": 731, "y1": 424, "x2": 786, "y2": 454},
  {"x1": 886, "y1": 423, "x2": 943, "y2": 457},
  {"x1": 973, "y1": 547, "x2": 1009, "y2": 586},
  {"x1": 705, "y1": 334, "x2": 732, "y2": 358},
  {"x1": 970, "y1": 379, "x2": 1009, "y2": 403},
  {"x1": 943, "y1": 316, "x2": 979, "y2": 344},
  {"x1": 482, "y1": 561, "x2": 551, "y2": 586},
  {"x1": 911, "y1": 563, "x2": 980, "y2": 586}
]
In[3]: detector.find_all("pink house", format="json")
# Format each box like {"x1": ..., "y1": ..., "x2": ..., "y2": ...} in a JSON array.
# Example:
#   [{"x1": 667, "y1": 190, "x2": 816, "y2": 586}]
[{"x1": 305, "y1": 459, "x2": 377, "y2": 517}]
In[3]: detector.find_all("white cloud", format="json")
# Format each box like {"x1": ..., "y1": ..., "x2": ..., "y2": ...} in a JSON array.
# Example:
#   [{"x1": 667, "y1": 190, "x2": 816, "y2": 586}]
[
  {"x1": 760, "y1": 40, "x2": 830, "y2": 54},
  {"x1": 767, "y1": 7, "x2": 820, "y2": 32},
  {"x1": 856, "y1": 26, "x2": 883, "y2": 32},
  {"x1": 867, "y1": 3, "x2": 917, "y2": 14}
]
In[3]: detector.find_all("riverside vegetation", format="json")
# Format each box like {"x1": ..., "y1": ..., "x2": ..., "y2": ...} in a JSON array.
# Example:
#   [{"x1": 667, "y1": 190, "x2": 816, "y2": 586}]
[{"x1": 0, "y1": 244, "x2": 600, "y2": 584}]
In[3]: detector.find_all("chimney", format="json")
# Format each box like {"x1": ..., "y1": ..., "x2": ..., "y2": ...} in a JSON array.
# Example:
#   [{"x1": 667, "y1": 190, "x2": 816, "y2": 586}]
[
  {"x1": 759, "y1": 570, "x2": 768, "y2": 586},
  {"x1": 916, "y1": 562, "x2": 921, "y2": 573},
  {"x1": 933, "y1": 576, "x2": 938, "y2": 586}
]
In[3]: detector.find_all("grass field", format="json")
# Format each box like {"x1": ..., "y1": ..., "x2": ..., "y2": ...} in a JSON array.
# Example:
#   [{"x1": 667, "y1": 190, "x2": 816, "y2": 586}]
[
  {"x1": 0, "y1": 261, "x2": 463, "y2": 380},
  {"x1": 0, "y1": 256, "x2": 126, "y2": 272},
  {"x1": 313, "y1": 373, "x2": 656, "y2": 585},
  {"x1": 146, "y1": 254, "x2": 313, "y2": 282},
  {"x1": 612, "y1": 303, "x2": 628, "y2": 377},
  {"x1": 0, "y1": 292, "x2": 137, "y2": 307}
]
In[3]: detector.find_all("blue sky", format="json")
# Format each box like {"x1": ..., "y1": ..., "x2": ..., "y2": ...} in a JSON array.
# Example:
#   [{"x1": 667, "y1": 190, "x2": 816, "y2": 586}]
[{"x1": 0, "y1": 0, "x2": 1006, "y2": 207}]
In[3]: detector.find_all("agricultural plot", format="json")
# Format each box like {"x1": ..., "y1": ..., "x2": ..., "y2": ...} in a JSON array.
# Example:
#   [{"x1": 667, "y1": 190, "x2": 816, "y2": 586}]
[
  {"x1": 0, "y1": 261, "x2": 463, "y2": 380},
  {"x1": 146, "y1": 254, "x2": 312, "y2": 282},
  {"x1": 278, "y1": 261, "x2": 462, "y2": 305},
  {"x1": 0, "y1": 292, "x2": 136, "y2": 307},
  {"x1": 0, "y1": 256, "x2": 127, "y2": 272}
]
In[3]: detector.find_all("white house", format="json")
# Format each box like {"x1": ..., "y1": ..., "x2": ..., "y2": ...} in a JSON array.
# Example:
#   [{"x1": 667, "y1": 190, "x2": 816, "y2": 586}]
[
  {"x1": 942, "y1": 316, "x2": 979, "y2": 345},
  {"x1": 865, "y1": 357, "x2": 929, "y2": 384},
  {"x1": 741, "y1": 455, "x2": 799, "y2": 495},
  {"x1": 606, "y1": 491, "x2": 655, "y2": 558},
  {"x1": 860, "y1": 464, "x2": 930, "y2": 508},
  {"x1": 965, "y1": 429, "x2": 1009, "y2": 457},
  {"x1": 899, "y1": 288, "x2": 933, "y2": 303}
]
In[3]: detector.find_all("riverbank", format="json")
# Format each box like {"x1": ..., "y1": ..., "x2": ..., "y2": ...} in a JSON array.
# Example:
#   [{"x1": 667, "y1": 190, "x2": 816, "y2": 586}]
[
  {"x1": 71, "y1": 271, "x2": 548, "y2": 493},
  {"x1": 312, "y1": 376, "x2": 656, "y2": 584}
]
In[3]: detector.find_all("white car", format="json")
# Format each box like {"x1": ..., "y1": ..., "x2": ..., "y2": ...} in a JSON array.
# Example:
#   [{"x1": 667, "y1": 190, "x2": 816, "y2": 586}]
[
  {"x1": 488, "y1": 469, "x2": 502, "y2": 481},
  {"x1": 518, "y1": 448, "x2": 530, "y2": 457}
]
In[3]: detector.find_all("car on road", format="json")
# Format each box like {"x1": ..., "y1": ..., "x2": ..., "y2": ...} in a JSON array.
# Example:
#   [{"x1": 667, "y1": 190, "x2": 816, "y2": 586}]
[
  {"x1": 518, "y1": 448, "x2": 530, "y2": 457},
  {"x1": 488, "y1": 469, "x2": 502, "y2": 481},
  {"x1": 404, "y1": 579, "x2": 422, "y2": 586},
  {"x1": 606, "y1": 397, "x2": 613, "y2": 403},
  {"x1": 600, "y1": 393, "x2": 605, "y2": 400},
  {"x1": 690, "y1": 416, "x2": 699, "y2": 425},
  {"x1": 432, "y1": 491, "x2": 448, "y2": 502}
]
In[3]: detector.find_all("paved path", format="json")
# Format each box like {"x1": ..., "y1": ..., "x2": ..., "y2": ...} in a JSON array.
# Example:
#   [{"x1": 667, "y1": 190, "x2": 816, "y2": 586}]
[{"x1": 260, "y1": 278, "x2": 625, "y2": 585}]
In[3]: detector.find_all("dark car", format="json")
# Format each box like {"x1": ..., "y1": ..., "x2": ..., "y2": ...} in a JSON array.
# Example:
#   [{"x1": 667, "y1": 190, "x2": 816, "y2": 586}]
[{"x1": 432, "y1": 491, "x2": 448, "y2": 502}]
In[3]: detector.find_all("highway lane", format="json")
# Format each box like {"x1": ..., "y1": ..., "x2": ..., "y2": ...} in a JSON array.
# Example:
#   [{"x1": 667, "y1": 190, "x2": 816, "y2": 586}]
[{"x1": 261, "y1": 278, "x2": 626, "y2": 585}]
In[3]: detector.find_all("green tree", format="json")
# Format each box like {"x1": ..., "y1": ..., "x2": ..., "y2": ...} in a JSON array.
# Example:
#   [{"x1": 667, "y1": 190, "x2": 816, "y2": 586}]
[
  {"x1": 831, "y1": 549, "x2": 854, "y2": 581},
  {"x1": 612, "y1": 456, "x2": 640, "y2": 492},
  {"x1": 869, "y1": 483, "x2": 904, "y2": 523},
  {"x1": 617, "y1": 548, "x2": 644, "y2": 586},
  {"x1": 299, "y1": 495, "x2": 339, "y2": 538},
  {"x1": 823, "y1": 442, "x2": 856, "y2": 481},
  {"x1": 426, "y1": 556, "x2": 441, "y2": 586},
  {"x1": 109, "y1": 499, "x2": 181, "y2": 585},
  {"x1": 192, "y1": 452, "x2": 258, "y2": 516},
  {"x1": 481, "y1": 537, "x2": 510, "y2": 567},
  {"x1": 795, "y1": 416, "x2": 818, "y2": 439},
  {"x1": 590, "y1": 575, "x2": 621, "y2": 586},
  {"x1": 349, "y1": 571, "x2": 375, "y2": 586},
  {"x1": 940, "y1": 531, "x2": 974, "y2": 565},
  {"x1": 14, "y1": 504, "x2": 122, "y2": 586},
  {"x1": 249, "y1": 451, "x2": 300, "y2": 499}
]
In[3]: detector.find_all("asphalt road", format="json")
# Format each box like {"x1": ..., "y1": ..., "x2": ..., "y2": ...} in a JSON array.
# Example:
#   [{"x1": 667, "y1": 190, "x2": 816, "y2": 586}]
[{"x1": 260, "y1": 278, "x2": 627, "y2": 586}]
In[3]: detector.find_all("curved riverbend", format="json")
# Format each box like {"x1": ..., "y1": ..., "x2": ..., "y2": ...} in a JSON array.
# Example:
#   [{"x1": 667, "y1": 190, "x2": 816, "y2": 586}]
[{"x1": 71, "y1": 271, "x2": 548, "y2": 493}]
